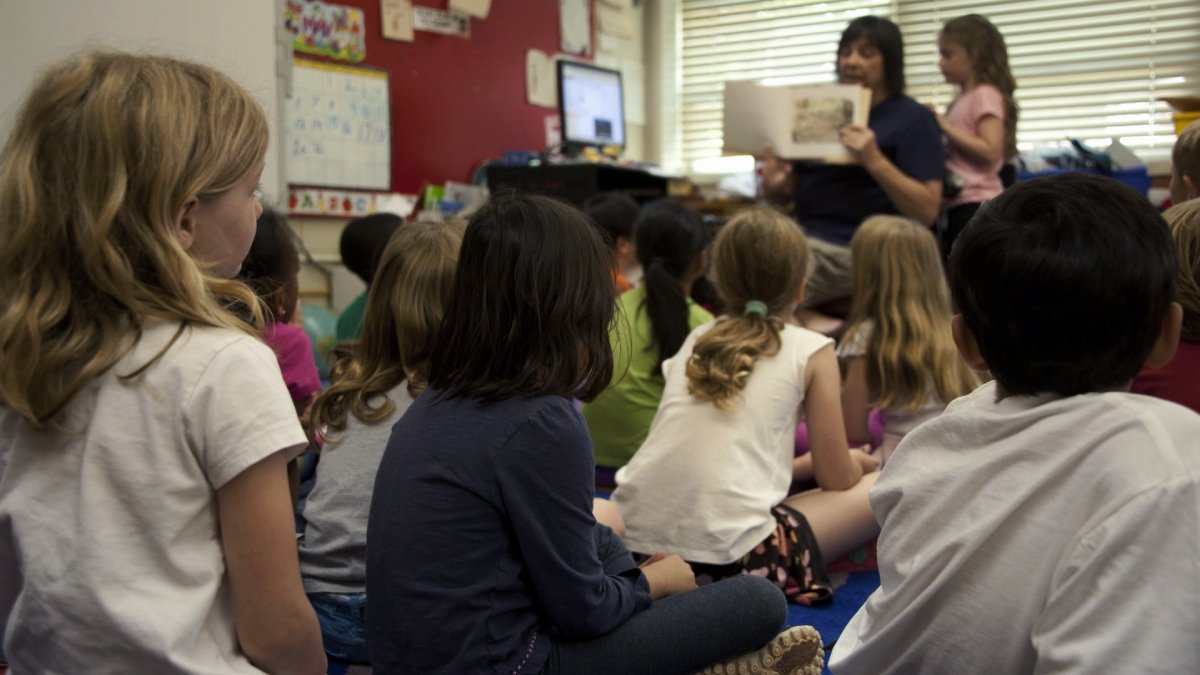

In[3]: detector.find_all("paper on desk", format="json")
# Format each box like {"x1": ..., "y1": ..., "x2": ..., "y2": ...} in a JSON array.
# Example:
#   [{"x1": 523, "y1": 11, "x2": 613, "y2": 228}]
[
  {"x1": 381, "y1": 0, "x2": 414, "y2": 42},
  {"x1": 526, "y1": 50, "x2": 556, "y2": 108},
  {"x1": 560, "y1": 0, "x2": 590, "y2": 55},
  {"x1": 449, "y1": 0, "x2": 491, "y2": 19}
]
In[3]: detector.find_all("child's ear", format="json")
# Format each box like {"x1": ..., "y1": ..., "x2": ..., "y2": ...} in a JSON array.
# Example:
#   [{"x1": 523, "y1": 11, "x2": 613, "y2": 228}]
[
  {"x1": 794, "y1": 278, "x2": 808, "y2": 305},
  {"x1": 174, "y1": 196, "x2": 200, "y2": 251},
  {"x1": 1144, "y1": 301, "x2": 1183, "y2": 368},
  {"x1": 1186, "y1": 175, "x2": 1199, "y2": 201},
  {"x1": 951, "y1": 314, "x2": 988, "y2": 371}
]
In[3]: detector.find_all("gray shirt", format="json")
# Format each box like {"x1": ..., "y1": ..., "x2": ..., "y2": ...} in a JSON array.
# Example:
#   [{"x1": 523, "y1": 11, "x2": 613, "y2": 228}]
[{"x1": 298, "y1": 383, "x2": 413, "y2": 594}]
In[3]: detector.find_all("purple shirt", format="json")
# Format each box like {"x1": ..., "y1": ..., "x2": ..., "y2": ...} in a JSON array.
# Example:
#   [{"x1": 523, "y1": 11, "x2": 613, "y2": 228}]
[{"x1": 263, "y1": 321, "x2": 321, "y2": 403}]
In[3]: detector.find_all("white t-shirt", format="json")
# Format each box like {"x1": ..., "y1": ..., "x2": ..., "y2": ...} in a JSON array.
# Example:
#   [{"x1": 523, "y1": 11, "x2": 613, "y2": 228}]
[
  {"x1": 0, "y1": 321, "x2": 307, "y2": 673},
  {"x1": 837, "y1": 320, "x2": 949, "y2": 461},
  {"x1": 830, "y1": 381, "x2": 1200, "y2": 674},
  {"x1": 613, "y1": 320, "x2": 832, "y2": 564}
]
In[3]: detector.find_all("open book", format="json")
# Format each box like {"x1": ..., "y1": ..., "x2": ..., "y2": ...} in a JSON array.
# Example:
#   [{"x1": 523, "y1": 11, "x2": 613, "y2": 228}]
[{"x1": 722, "y1": 81, "x2": 871, "y2": 163}]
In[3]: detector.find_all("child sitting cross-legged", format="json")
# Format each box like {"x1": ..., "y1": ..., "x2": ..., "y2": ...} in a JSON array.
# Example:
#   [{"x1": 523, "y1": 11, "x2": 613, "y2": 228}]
[{"x1": 830, "y1": 173, "x2": 1200, "y2": 673}]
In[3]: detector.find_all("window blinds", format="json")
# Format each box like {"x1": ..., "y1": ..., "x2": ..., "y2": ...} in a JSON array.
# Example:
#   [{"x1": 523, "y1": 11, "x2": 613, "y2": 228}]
[{"x1": 679, "y1": 0, "x2": 1200, "y2": 175}]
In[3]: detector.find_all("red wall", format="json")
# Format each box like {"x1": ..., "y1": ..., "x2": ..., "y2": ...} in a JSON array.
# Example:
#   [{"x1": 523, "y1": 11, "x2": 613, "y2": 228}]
[{"x1": 299, "y1": 0, "x2": 589, "y2": 194}]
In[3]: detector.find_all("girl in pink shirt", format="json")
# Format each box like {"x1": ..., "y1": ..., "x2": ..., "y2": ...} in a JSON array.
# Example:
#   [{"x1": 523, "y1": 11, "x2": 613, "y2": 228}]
[{"x1": 931, "y1": 14, "x2": 1019, "y2": 260}]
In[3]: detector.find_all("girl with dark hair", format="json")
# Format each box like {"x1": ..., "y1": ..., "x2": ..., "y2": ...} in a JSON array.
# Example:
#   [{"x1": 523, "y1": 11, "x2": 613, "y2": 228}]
[
  {"x1": 583, "y1": 200, "x2": 712, "y2": 481},
  {"x1": 931, "y1": 13, "x2": 1019, "y2": 260},
  {"x1": 763, "y1": 15, "x2": 944, "y2": 315},
  {"x1": 366, "y1": 194, "x2": 825, "y2": 675}
]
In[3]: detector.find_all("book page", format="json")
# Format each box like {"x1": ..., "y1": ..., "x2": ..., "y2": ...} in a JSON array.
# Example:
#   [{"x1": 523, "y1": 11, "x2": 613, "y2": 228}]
[{"x1": 723, "y1": 82, "x2": 869, "y2": 163}]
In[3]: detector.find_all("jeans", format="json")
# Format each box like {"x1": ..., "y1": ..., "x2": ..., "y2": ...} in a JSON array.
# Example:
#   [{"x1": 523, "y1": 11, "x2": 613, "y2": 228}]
[
  {"x1": 308, "y1": 591, "x2": 370, "y2": 664},
  {"x1": 544, "y1": 526, "x2": 789, "y2": 674}
]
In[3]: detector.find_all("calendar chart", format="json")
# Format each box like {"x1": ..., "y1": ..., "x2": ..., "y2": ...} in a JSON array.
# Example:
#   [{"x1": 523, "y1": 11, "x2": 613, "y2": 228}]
[{"x1": 286, "y1": 60, "x2": 391, "y2": 190}]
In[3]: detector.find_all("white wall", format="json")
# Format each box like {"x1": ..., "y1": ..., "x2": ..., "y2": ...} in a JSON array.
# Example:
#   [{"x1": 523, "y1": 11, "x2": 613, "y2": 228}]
[{"x1": 0, "y1": 0, "x2": 286, "y2": 200}]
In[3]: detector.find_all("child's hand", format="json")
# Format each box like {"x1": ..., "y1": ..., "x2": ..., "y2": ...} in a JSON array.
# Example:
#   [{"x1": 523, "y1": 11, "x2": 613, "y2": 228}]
[
  {"x1": 640, "y1": 553, "x2": 696, "y2": 599},
  {"x1": 849, "y1": 446, "x2": 880, "y2": 473}
]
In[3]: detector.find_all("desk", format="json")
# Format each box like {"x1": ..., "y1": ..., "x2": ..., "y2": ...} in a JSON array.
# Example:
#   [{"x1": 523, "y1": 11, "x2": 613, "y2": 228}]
[{"x1": 486, "y1": 164, "x2": 669, "y2": 206}]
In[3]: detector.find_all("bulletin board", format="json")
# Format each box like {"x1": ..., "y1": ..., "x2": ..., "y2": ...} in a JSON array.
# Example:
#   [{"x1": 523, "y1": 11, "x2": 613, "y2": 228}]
[{"x1": 286, "y1": 60, "x2": 391, "y2": 190}]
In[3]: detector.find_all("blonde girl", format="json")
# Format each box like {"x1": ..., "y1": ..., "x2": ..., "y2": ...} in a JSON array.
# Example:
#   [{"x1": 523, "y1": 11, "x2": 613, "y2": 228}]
[
  {"x1": 933, "y1": 13, "x2": 1019, "y2": 258},
  {"x1": 0, "y1": 52, "x2": 324, "y2": 673},
  {"x1": 299, "y1": 220, "x2": 464, "y2": 663},
  {"x1": 614, "y1": 207, "x2": 879, "y2": 607},
  {"x1": 840, "y1": 216, "x2": 979, "y2": 463}
]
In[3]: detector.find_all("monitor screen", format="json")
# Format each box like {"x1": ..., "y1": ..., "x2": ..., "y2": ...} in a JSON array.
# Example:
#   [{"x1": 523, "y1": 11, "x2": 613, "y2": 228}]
[{"x1": 557, "y1": 60, "x2": 625, "y2": 150}]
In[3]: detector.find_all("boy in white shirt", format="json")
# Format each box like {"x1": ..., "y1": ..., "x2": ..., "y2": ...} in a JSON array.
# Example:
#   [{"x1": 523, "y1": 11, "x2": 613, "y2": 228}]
[{"x1": 830, "y1": 172, "x2": 1200, "y2": 674}]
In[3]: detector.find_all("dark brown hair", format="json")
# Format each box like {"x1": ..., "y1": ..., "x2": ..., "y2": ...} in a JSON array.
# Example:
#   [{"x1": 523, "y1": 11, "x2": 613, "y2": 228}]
[
  {"x1": 238, "y1": 207, "x2": 300, "y2": 324},
  {"x1": 428, "y1": 194, "x2": 616, "y2": 401}
]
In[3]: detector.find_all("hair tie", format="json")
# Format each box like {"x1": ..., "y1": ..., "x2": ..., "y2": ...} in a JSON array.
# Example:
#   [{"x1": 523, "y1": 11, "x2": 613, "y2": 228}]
[{"x1": 743, "y1": 300, "x2": 768, "y2": 317}]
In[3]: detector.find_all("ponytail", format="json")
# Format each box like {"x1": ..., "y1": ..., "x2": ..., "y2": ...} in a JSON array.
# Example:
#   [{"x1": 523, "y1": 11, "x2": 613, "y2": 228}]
[
  {"x1": 686, "y1": 311, "x2": 784, "y2": 410},
  {"x1": 635, "y1": 201, "x2": 707, "y2": 374}
]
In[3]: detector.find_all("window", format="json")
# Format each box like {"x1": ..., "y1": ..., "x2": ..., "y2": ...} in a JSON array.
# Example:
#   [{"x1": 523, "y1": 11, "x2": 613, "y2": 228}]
[{"x1": 677, "y1": 0, "x2": 1200, "y2": 177}]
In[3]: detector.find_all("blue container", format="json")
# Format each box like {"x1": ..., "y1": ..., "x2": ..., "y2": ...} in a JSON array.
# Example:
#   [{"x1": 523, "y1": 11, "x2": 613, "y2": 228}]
[{"x1": 1017, "y1": 167, "x2": 1151, "y2": 198}]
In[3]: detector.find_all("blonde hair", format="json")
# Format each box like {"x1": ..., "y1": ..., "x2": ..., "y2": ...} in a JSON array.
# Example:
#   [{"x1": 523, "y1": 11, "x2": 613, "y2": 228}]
[
  {"x1": 0, "y1": 51, "x2": 269, "y2": 428},
  {"x1": 310, "y1": 220, "x2": 465, "y2": 434},
  {"x1": 844, "y1": 216, "x2": 977, "y2": 411},
  {"x1": 686, "y1": 208, "x2": 808, "y2": 410},
  {"x1": 1173, "y1": 120, "x2": 1200, "y2": 189},
  {"x1": 1164, "y1": 199, "x2": 1200, "y2": 342},
  {"x1": 941, "y1": 14, "x2": 1019, "y2": 159}
]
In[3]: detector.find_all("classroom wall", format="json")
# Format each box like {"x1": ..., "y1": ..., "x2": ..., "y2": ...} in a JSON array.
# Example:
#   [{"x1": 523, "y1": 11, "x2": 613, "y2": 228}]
[{"x1": 0, "y1": 0, "x2": 284, "y2": 201}]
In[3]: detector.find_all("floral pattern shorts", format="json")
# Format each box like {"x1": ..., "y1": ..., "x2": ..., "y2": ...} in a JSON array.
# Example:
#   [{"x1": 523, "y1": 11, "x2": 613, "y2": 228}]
[{"x1": 689, "y1": 504, "x2": 833, "y2": 606}]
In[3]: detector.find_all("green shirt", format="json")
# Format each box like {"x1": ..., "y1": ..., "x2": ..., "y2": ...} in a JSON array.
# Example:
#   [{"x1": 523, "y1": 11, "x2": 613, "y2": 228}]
[
  {"x1": 336, "y1": 291, "x2": 368, "y2": 342},
  {"x1": 583, "y1": 286, "x2": 713, "y2": 469}
]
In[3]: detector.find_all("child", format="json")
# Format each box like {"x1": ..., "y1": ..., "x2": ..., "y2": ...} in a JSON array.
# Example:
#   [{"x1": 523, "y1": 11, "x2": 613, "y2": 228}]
[
  {"x1": 582, "y1": 200, "x2": 712, "y2": 483},
  {"x1": 238, "y1": 207, "x2": 322, "y2": 422},
  {"x1": 1169, "y1": 119, "x2": 1200, "y2": 206},
  {"x1": 336, "y1": 212, "x2": 404, "y2": 341},
  {"x1": 931, "y1": 13, "x2": 1018, "y2": 259},
  {"x1": 1131, "y1": 199, "x2": 1200, "y2": 412},
  {"x1": 0, "y1": 52, "x2": 324, "y2": 673},
  {"x1": 830, "y1": 173, "x2": 1200, "y2": 673},
  {"x1": 583, "y1": 191, "x2": 641, "y2": 292},
  {"x1": 299, "y1": 220, "x2": 464, "y2": 663},
  {"x1": 838, "y1": 215, "x2": 978, "y2": 463},
  {"x1": 366, "y1": 195, "x2": 824, "y2": 675},
  {"x1": 613, "y1": 207, "x2": 880, "y2": 606}
]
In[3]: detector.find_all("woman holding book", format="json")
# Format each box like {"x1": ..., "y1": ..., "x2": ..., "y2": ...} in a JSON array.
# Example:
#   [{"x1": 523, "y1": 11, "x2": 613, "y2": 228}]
[{"x1": 763, "y1": 16, "x2": 943, "y2": 314}]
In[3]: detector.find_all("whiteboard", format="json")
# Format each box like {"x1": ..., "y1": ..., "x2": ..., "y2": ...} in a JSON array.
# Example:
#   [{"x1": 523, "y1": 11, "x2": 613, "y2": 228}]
[{"x1": 286, "y1": 60, "x2": 391, "y2": 190}]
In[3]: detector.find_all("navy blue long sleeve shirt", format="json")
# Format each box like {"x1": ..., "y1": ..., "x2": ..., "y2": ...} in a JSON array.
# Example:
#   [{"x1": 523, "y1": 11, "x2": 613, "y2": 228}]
[{"x1": 366, "y1": 389, "x2": 652, "y2": 674}]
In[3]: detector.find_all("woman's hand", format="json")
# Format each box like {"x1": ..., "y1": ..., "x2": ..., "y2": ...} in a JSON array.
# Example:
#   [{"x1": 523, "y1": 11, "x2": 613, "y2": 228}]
[
  {"x1": 838, "y1": 124, "x2": 882, "y2": 165},
  {"x1": 640, "y1": 553, "x2": 697, "y2": 600},
  {"x1": 758, "y1": 144, "x2": 794, "y2": 202}
]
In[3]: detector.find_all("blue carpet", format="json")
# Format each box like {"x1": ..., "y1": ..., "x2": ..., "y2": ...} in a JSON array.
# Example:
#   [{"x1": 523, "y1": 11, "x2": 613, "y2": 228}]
[{"x1": 787, "y1": 569, "x2": 880, "y2": 674}]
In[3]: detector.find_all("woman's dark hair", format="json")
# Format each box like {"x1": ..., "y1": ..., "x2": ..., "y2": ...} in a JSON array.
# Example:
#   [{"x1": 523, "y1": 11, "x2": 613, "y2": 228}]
[
  {"x1": 583, "y1": 191, "x2": 639, "y2": 249},
  {"x1": 949, "y1": 173, "x2": 1177, "y2": 396},
  {"x1": 238, "y1": 207, "x2": 300, "y2": 324},
  {"x1": 839, "y1": 15, "x2": 906, "y2": 96},
  {"x1": 428, "y1": 194, "x2": 616, "y2": 402},
  {"x1": 340, "y1": 212, "x2": 404, "y2": 285},
  {"x1": 636, "y1": 200, "x2": 708, "y2": 374}
]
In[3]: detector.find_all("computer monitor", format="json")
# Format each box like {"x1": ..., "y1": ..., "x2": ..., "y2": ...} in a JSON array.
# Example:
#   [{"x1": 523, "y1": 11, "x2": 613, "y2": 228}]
[{"x1": 557, "y1": 60, "x2": 625, "y2": 153}]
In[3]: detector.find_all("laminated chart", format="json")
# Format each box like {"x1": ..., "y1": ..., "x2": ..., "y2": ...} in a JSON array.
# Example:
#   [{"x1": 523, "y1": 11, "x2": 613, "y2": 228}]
[{"x1": 287, "y1": 60, "x2": 391, "y2": 190}]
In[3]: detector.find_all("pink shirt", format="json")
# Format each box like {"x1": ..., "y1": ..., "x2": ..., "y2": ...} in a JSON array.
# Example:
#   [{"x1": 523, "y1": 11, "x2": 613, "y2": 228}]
[
  {"x1": 945, "y1": 84, "x2": 1006, "y2": 208},
  {"x1": 263, "y1": 321, "x2": 322, "y2": 403}
]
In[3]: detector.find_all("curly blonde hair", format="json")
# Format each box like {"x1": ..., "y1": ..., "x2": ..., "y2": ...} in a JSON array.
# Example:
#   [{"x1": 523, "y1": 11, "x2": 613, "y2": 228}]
[
  {"x1": 0, "y1": 51, "x2": 268, "y2": 428},
  {"x1": 844, "y1": 216, "x2": 978, "y2": 411},
  {"x1": 310, "y1": 220, "x2": 465, "y2": 435},
  {"x1": 686, "y1": 208, "x2": 808, "y2": 410},
  {"x1": 1164, "y1": 199, "x2": 1200, "y2": 343}
]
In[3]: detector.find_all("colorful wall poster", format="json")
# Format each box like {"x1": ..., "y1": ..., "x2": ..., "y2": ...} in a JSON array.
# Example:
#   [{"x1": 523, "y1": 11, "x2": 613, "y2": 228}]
[{"x1": 285, "y1": 0, "x2": 367, "y2": 62}]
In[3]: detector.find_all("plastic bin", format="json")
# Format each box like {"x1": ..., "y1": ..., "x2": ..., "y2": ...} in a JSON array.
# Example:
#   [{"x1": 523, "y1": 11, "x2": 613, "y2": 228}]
[{"x1": 1017, "y1": 167, "x2": 1151, "y2": 198}]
